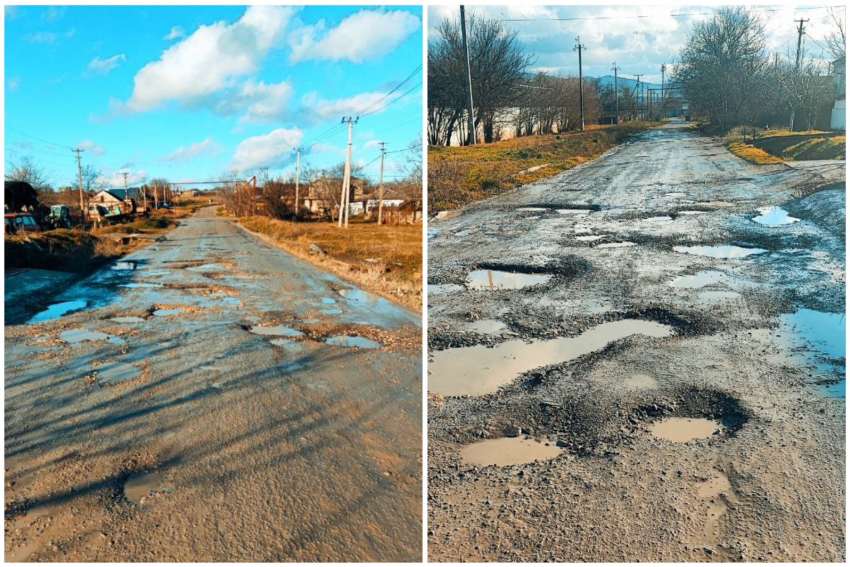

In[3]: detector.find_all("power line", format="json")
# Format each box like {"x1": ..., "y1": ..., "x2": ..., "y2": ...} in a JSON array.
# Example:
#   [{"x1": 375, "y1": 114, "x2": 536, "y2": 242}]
[{"x1": 497, "y1": 5, "x2": 843, "y2": 22}]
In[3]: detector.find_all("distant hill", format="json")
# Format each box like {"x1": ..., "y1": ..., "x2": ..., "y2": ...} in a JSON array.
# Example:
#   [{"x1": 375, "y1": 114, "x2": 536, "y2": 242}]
[{"x1": 592, "y1": 75, "x2": 662, "y2": 92}]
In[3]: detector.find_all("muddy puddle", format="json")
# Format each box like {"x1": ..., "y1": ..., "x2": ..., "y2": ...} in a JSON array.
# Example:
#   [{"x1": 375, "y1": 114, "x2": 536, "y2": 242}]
[
  {"x1": 678, "y1": 210, "x2": 708, "y2": 216},
  {"x1": 325, "y1": 335, "x2": 382, "y2": 349},
  {"x1": 650, "y1": 417, "x2": 721, "y2": 442},
  {"x1": 752, "y1": 206, "x2": 800, "y2": 227},
  {"x1": 597, "y1": 242, "x2": 636, "y2": 249},
  {"x1": 430, "y1": 319, "x2": 674, "y2": 396},
  {"x1": 460, "y1": 437, "x2": 563, "y2": 467},
  {"x1": 779, "y1": 309, "x2": 846, "y2": 397},
  {"x1": 576, "y1": 235, "x2": 606, "y2": 242},
  {"x1": 124, "y1": 470, "x2": 168, "y2": 505},
  {"x1": 270, "y1": 339, "x2": 303, "y2": 350},
  {"x1": 557, "y1": 209, "x2": 591, "y2": 215},
  {"x1": 153, "y1": 308, "x2": 185, "y2": 317},
  {"x1": 516, "y1": 207, "x2": 550, "y2": 212},
  {"x1": 466, "y1": 269, "x2": 551, "y2": 290},
  {"x1": 111, "y1": 316, "x2": 146, "y2": 324},
  {"x1": 60, "y1": 330, "x2": 124, "y2": 346},
  {"x1": 428, "y1": 284, "x2": 465, "y2": 296},
  {"x1": 674, "y1": 245, "x2": 766, "y2": 258},
  {"x1": 645, "y1": 216, "x2": 674, "y2": 223},
  {"x1": 249, "y1": 325, "x2": 304, "y2": 337},
  {"x1": 97, "y1": 361, "x2": 142, "y2": 384},
  {"x1": 28, "y1": 300, "x2": 89, "y2": 324},
  {"x1": 466, "y1": 319, "x2": 506, "y2": 334},
  {"x1": 670, "y1": 271, "x2": 726, "y2": 289}
]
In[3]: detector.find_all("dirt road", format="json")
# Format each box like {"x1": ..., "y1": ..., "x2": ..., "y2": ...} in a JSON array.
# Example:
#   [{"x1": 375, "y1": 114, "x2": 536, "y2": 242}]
[
  {"x1": 5, "y1": 207, "x2": 422, "y2": 562},
  {"x1": 427, "y1": 122, "x2": 845, "y2": 562}
]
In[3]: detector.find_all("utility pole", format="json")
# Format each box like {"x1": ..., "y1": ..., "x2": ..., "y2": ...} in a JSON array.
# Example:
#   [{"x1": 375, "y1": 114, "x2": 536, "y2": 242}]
[
  {"x1": 123, "y1": 172, "x2": 128, "y2": 190},
  {"x1": 72, "y1": 148, "x2": 85, "y2": 218},
  {"x1": 377, "y1": 142, "x2": 387, "y2": 225},
  {"x1": 612, "y1": 62, "x2": 621, "y2": 125},
  {"x1": 634, "y1": 74, "x2": 644, "y2": 120},
  {"x1": 294, "y1": 147, "x2": 302, "y2": 220},
  {"x1": 251, "y1": 175, "x2": 257, "y2": 216},
  {"x1": 795, "y1": 18, "x2": 809, "y2": 71},
  {"x1": 460, "y1": 6, "x2": 476, "y2": 145},
  {"x1": 574, "y1": 36, "x2": 586, "y2": 131},
  {"x1": 339, "y1": 117, "x2": 358, "y2": 228},
  {"x1": 660, "y1": 63, "x2": 666, "y2": 119}
]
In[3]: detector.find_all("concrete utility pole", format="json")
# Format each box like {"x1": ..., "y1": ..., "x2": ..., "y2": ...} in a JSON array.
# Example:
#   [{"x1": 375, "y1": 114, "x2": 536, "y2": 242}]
[
  {"x1": 123, "y1": 172, "x2": 129, "y2": 190},
  {"x1": 294, "y1": 147, "x2": 302, "y2": 220},
  {"x1": 72, "y1": 148, "x2": 85, "y2": 216},
  {"x1": 460, "y1": 5, "x2": 476, "y2": 145},
  {"x1": 612, "y1": 63, "x2": 621, "y2": 125},
  {"x1": 660, "y1": 64, "x2": 666, "y2": 120},
  {"x1": 574, "y1": 36, "x2": 587, "y2": 131},
  {"x1": 252, "y1": 175, "x2": 257, "y2": 216},
  {"x1": 795, "y1": 18, "x2": 809, "y2": 71},
  {"x1": 377, "y1": 142, "x2": 387, "y2": 225},
  {"x1": 634, "y1": 74, "x2": 644, "y2": 120},
  {"x1": 339, "y1": 117, "x2": 358, "y2": 228}
]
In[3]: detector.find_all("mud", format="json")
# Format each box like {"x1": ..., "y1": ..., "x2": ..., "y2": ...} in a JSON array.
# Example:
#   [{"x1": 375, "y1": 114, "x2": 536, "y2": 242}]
[
  {"x1": 459, "y1": 437, "x2": 563, "y2": 466},
  {"x1": 5, "y1": 207, "x2": 422, "y2": 562},
  {"x1": 428, "y1": 122, "x2": 845, "y2": 562}
]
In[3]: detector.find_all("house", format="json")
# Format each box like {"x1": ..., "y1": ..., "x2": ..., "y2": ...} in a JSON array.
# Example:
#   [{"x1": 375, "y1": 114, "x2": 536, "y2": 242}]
[
  {"x1": 90, "y1": 188, "x2": 149, "y2": 216},
  {"x1": 302, "y1": 176, "x2": 368, "y2": 217},
  {"x1": 4, "y1": 181, "x2": 40, "y2": 213},
  {"x1": 831, "y1": 57, "x2": 845, "y2": 131}
]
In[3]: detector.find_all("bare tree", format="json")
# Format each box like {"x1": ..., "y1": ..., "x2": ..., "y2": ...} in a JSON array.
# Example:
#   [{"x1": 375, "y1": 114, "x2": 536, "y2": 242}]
[
  {"x1": 5, "y1": 155, "x2": 51, "y2": 190},
  {"x1": 826, "y1": 8, "x2": 846, "y2": 60}
]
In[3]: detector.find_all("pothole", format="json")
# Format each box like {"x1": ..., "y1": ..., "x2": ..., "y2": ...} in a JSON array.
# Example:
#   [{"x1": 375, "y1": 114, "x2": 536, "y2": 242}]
[
  {"x1": 60, "y1": 330, "x2": 124, "y2": 346},
  {"x1": 124, "y1": 471, "x2": 168, "y2": 505},
  {"x1": 153, "y1": 308, "x2": 185, "y2": 317},
  {"x1": 28, "y1": 300, "x2": 89, "y2": 324},
  {"x1": 466, "y1": 269, "x2": 551, "y2": 290},
  {"x1": 752, "y1": 206, "x2": 800, "y2": 227},
  {"x1": 649, "y1": 417, "x2": 722, "y2": 443},
  {"x1": 698, "y1": 291, "x2": 741, "y2": 303},
  {"x1": 645, "y1": 215, "x2": 674, "y2": 223},
  {"x1": 428, "y1": 284, "x2": 465, "y2": 296},
  {"x1": 596, "y1": 242, "x2": 636, "y2": 248},
  {"x1": 121, "y1": 283, "x2": 163, "y2": 289},
  {"x1": 669, "y1": 271, "x2": 726, "y2": 289},
  {"x1": 673, "y1": 245, "x2": 766, "y2": 258},
  {"x1": 557, "y1": 209, "x2": 591, "y2": 215},
  {"x1": 466, "y1": 319, "x2": 506, "y2": 334},
  {"x1": 460, "y1": 437, "x2": 563, "y2": 467},
  {"x1": 97, "y1": 362, "x2": 142, "y2": 385},
  {"x1": 429, "y1": 319, "x2": 674, "y2": 396},
  {"x1": 111, "y1": 316, "x2": 146, "y2": 324},
  {"x1": 325, "y1": 335, "x2": 382, "y2": 349},
  {"x1": 778, "y1": 308, "x2": 846, "y2": 397},
  {"x1": 249, "y1": 325, "x2": 304, "y2": 337}
]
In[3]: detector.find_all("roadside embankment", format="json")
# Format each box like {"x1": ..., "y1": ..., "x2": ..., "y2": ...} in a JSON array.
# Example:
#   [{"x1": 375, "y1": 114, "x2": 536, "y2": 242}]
[
  {"x1": 239, "y1": 216, "x2": 422, "y2": 312},
  {"x1": 428, "y1": 123, "x2": 655, "y2": 211},
  {"x1": 699, "y1": 123, "x2": 845, "y2": 164}
]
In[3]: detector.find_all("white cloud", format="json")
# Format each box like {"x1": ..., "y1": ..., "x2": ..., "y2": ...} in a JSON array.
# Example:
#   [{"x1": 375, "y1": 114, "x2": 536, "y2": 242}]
[
  {"x1": 300, "y1": 90, "x2": 388, "y2": 122},
  {"x1": 364, "y1": 140, "x2": 382, "y2": 150},
  {"x1": 77, "y1": 140, "x2": 105, "y2": 156},
  {"x1": 231, "y1": 128, "x2": 303, "y2": 172},
  {"x1": 87, "y1": 54, "x2": 126, "y2": 76},
  {"x1": 164, "y1": 26, "x2": 184, "y2": 40},
  {"x1": 236, "y1": 80, "x2": 294, "y2": 123},
  {"x1": 7, "y1": 77, "x2": 20, "y2": 92},
  {"x1": 5, "y1": 6, "x2": 20, "y2": 19},
  {"x1": 290, "y1": 9, "x2": 420, "y2": 64},
  {"x1": 26, "y1": 28, "x2": 75, "y2": 44},
  {"x1": 98, "y1": 169, "x2": 148, "y2": 188},
  {"x1": 124, "y1": 6, "x2": 296, "y2": 112},
  {"x1": 42, "y1": 6, "x2": 67, "y2": 22},
  {"x1": 161, "y1": 137, "x2": 220, "y2": 162}
]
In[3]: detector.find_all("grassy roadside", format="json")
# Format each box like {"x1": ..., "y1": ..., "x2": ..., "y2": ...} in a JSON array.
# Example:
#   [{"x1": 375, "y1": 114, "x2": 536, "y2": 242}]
[
  {"x1": 4, "y1": 199, "x2": 208, "y2": 273},
  {"x1": 428, "y1": 123, "x2": 655, "y2": 211},
  {"x1": 239, "y1": 216, "x2": 422, "y2": 312},
  {"x1": 698, "y1": 123, "x2": 845, "y2": 164}
]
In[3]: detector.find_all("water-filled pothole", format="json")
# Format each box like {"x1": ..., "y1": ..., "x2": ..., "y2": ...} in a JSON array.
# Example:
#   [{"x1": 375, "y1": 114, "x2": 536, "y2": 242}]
[
  {"x1": 778, "y1": 308, "x2": 846, "y2": 397},
  {"x1": 466, "y1": 269, "x2": 551, "y2": 290},
  {"x1": 325, "y1": 336, "x2": 382, "y2": 349},
  {"x1": 429, "y1": 319, "x2": 674, "y2": 396},
  {"x1": 650, "y1": 417, "x2": 721, "y2": 442},
  {"x1": 428, "y1": 284, "x2": 464, "y2": 296},
  {"x1": 466, "y1": 319, "x2": 506, "y2": 334},
  {"x1": 153, "y1": 308, "x2": 185, "y2": 317},
  {"x1": 124, "y1": 471, "x2": 167, "y2": 505},
  {"x1": 698, "y1": 291, "x2": 741, "y2": 303},
  {"x1": 98, "y1": 362, "x2": 142, "y2": 385},
  {"x1": 111, "y1": 316, "x2": 146, "y2": 324},
  {"x1": 669, "y1": 271, "x2": 726, "y2": 289},
  {"x1": 121, "y1": 283, "x2": 163, "y2": 289},
  {"x1": 460, "y1": 437, "x2": 562, "y2": 466},
  {"x1": 645, "y1": 215, "x2": 674, "y2": 223},
  {"x1": 752, "y1": 206, "x2": 799, "y2": 227},
  {"x1": 597, "y1": 242, "x2": 636, "y2": 249},
  {"x1": 673, "y1": 245, "x2": 766, "y2": 258},
  {"x1": 28, "y1": 300, "x2": 89, "y2": 324},
  {"x1": 60, "y1": 330, "x2": 124, "y2": 346},
  {"x1": 249, "y1": 325, "x2": 304, "y2": 337}
]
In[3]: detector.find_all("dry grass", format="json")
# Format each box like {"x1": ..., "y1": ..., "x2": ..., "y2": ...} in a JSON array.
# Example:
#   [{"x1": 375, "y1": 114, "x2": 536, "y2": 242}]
[
  {"x1": 240, "y1": 217, "x2": 422, "y2": 311},
  {"x1": 428, "y1": 123, "x2": 654, "y2": 210},
  {"x1": 726, "y1": 142, "x2": 784, "y2": 165}
]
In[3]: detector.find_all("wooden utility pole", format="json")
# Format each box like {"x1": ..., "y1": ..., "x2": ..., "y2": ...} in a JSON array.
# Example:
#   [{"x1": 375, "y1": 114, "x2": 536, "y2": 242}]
[
  {"x1": 339, "y1": 117, "x2": 357, "y2": 228},
  {"x1": 294, "y1": 147, "x2": 302, "y2": 219},
  {"x1": 795, "y1": 18, "x2": 809, "y2": 71},
  {"x1": 377, "y1": 142, "x2": 387, "y2": 225},
  {"x1": 574, "y1": 37, "x2": 587, "y2": 131},
  {"x1": 460, "y1": 5, "x2": 476, "y2": 145},
  {"x1": 251, "y1": 175, "x2": 257, "y2": 216},
  {"x1": 634, "y1": 74, "x2": 644, "y2": 120},
  {"x1": 612, "y1": 62, "x2": 621, "y2": 125},
  {"x1": 72, "y1": 148, "x2": 85, "y2": 217}
]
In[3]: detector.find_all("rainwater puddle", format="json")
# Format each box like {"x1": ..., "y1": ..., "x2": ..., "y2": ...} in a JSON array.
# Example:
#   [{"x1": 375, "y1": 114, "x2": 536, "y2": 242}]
[
  {"x1": 112, "y1": 261, "x2": 139, "y2": 270},
  {"x1": 111, "y1": 316, "x2": 146, "y2": 324},
  {"x1": 270, "y1": 339, "x2": 303, "y2": 351},
  {"x1": 220, "y1": 297, "x2": 242, "y2": 307},
  {"x1": 124, "y1": 471, "x2": 167, "y2": 505},
  {"x1": 121, "y1": 283, "x2": 163, "y2": 289},
  {"x1": 670, "y1": 271, "x2": 726, "y2": 289},
  {"x1": 187, "y1": 263, "x2": 223, "y2": 272},
  {"x1": 517, "y1": 207, "x2": 549, "y2": 212},
  {"x1": 557, "y1": 209, "x2": 591, "y2": 215},
  {"x1": 460, "y1": 437, "x2": 562, "y2": 467},
  {"x1": 466, "y1": 269, "x2": 551, "y2": 290},
  {"x1": 429, "y1": 319, "x2": 674, "y2": 396},
  {"x1": 752, "y1": 206, "x2": 800, "y2": 227},
  {"x1": 597, "y1": 242, "x2": 636, "y2": 248},
  {"x1": 678, "y1": 210, "x2": 708, "y2": 216},
  {"x1": 321, "y1": 297, "x2": 337, "y2": 304},
  {"x1": 60, "y1": 330, "x2": 124, "y2": 346},
  {"x1": 576, "y1": 235, "x2": 606, "y2": 242},
  {"x1": 623, "y1": 373, "x2": 659, "y2": 390},
  {"x1": 673, "y1": 245, "x2": 766, "y2": 259},
  {"x1": 325, "y1": 336, "x2": 382, "y2": 349},
  {"x1": 428, "y1": 284, "x2": 465, "y2": 296},
  {"x1": 665, "y1": 192, "x2": 686, "y2": 198},
  {"x1": 153, "y1": 308, "x2": 185, "y2": 317},
  {"x1": 650, "y1": 417, "x2": 720, "y2": 442},
  {"x1": 466, "y1": 319, "x2": 506, "y2": 334},
  {"x1": 779, "y1": 309, "x2": 846, "y2": 397},
  {"x1": 249, "y1": 325, "x2": 304, "y2": 337},
  {"x1": 98, "y1": 362, "x2": 142, "y2": 384},
  {"x1": 28, "y1": 300, "x2": 89, "y2": 324},
  {"x1": 698, "y1": 291, "x2": 741, "y2": 303},
  {"x1": 646, "y1": 216, "x2": 673, "y2": 223}
]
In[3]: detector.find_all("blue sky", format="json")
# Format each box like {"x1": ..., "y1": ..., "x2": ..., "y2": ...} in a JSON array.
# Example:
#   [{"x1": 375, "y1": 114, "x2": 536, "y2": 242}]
[{"x1": 5, "y1": 5, "x2": 423, "y2": 189}]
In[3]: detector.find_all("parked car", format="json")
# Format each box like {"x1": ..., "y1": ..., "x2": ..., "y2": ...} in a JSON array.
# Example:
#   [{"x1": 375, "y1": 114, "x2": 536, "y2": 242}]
[{"x1": 4, "y1": 212, "x2": 44, "y2": 234}]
